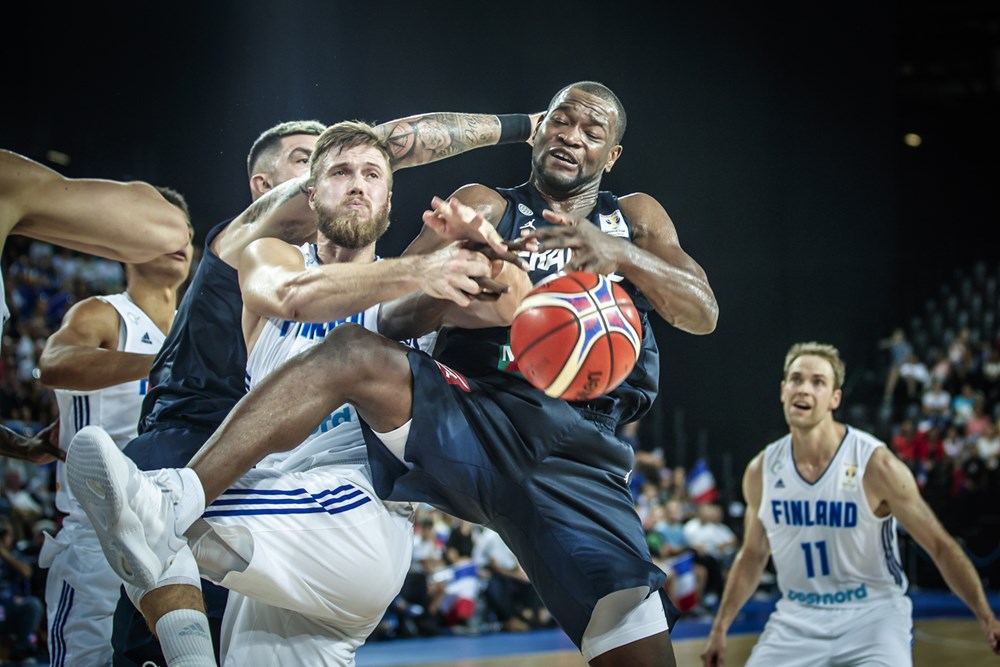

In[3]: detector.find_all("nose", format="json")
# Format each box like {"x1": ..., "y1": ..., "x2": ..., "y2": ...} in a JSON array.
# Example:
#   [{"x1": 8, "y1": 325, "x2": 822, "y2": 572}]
[
  {"x1": 557, "y1": 126, "x2": 583, "y2": 146},
  {"x1": 347, "y1": 171, "x2": 367, "y2": 193}
]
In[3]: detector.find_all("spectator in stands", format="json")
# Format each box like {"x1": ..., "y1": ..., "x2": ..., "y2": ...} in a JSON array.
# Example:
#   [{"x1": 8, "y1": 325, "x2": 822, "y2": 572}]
[
  {"x1": 922, "y1": 377, "x2": 952, "y2": 429},
  {"x1": 975, "y1": 420, "x2": 1000, "y2": 471},
  {"x1": 951, "y1": 383, "x2": 980, "y2": 429},
  {"x1": 473, "y1": 527, "x2": 549, "y2": 632},
  {"x1": 880, "y1": 327, "x2": 913, "y2": 402},
  {"x1": 929, "y1": 347, "x2": 953, "y2": 387},
  {"x1": 891, "y1": 418, "x2": 930, "y2": 470},
  {"x1": 898, "y1": 351, "x2": 931, "y2": 402},
  {"x1": 444, "y1": 519, "x2": 476, "y2": 567},
  {"x1": 965, "y1": 397, "x2": 993, "y2": 440},
  {"x1": 0, "y1": 515, "x2": 44, "y2": 664},
  {"x1": 683, "y1": 503, "x2": 739, "y2": 606}
]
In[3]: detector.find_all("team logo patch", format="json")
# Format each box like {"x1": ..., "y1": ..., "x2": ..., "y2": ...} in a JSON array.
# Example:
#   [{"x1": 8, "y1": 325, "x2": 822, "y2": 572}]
[
  {"x1": 517, "y1": 203, "x2": 534, "y2": 217},
  {"x1": 434, "y1": 361, "x2": 471, "y2": 392},
  {"x1": 841, "y1": 463, "x2": 859, "y2": 491},
  {"x1": 519, "y1": 219, "x2": 537, "y2": 232},
  {"x1": 140, "y1": 332, "x2": 153, "y2": 345},
  {"x1": 774, "y1": 478, "x2": 785, "y2": 489},
  {"x1": 599, "y1": 210, "x2": 629, "y2": 238},
  {"x1": 127, "y1": 312, "x2": 141, "y2": 325}
]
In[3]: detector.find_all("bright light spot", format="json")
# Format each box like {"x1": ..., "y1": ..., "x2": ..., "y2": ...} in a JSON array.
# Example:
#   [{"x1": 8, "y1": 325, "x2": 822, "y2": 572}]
[
  {"x1": 904, "y1": 133, "x2": 922, "y2": 148},
  {"x1": 46, "y1": 150, "x2": 71, "y2": 166}
]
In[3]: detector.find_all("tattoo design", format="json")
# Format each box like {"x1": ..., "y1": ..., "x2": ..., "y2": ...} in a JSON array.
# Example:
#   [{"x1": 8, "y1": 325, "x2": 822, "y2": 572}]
[{"x1": 385, "y1": 114, "x2": 501, "y2": 166}]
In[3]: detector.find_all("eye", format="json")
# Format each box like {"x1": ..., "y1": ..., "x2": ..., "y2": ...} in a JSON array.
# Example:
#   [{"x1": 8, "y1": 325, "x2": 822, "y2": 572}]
[{"x1": 296, "y1": 158, "x2": 309, "y2": 165}]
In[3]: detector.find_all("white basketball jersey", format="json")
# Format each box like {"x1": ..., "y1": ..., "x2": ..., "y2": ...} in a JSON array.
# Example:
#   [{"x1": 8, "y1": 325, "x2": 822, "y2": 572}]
[
  {"x1": 54, "y1": 293, "x2": 166, "y2": 513},
  {"x1": 246, "y1": 244, "x2": 435, "y2": 472},
  {"x1": 759, "y1": 426, "x2": 907, "y2": 611}
]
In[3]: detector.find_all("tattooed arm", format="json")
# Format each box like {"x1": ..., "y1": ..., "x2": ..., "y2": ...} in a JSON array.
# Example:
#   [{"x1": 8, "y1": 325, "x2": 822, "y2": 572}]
[{"x1": 376, "y1": 112, "x2": 542, "y2": 171}]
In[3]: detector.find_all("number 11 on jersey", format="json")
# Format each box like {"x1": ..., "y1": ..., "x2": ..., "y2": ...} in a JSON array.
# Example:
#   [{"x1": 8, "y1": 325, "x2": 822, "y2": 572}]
[{"x1": 800, "y1": 540, "x2": 830, "y2": 578}]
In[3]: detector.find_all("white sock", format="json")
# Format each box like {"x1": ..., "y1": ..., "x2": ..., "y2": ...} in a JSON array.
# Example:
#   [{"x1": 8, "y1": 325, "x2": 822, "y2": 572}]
[
  {"x1": 155, "y1": 608, "x2": 216, "y2": 667},
  {"x1": 174, "y1": 468, "x2": 207, "y2": 534},
  {"x1": 373, "y1": 419, "x2": 414, "y2": 468}
]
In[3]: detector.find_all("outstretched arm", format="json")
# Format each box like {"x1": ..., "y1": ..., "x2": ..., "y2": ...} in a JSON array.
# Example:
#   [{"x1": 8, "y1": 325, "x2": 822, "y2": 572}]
[
  {"x1": 238, "y1": 236, "x2": 498, "y2": 346},
  {"x1": 866, "y1": 446, "x2": 1000, "y2": 655},
  {"x1": 701, "y1": 454, "x2": 771, "y2": 667},
  {"x1": 536, "y1": 193, "x2": 718, "y2": 334},
  {"x1": 38, "y1": 298, "x2": 157, "y2": 391},
  {"x1": 0, "y1": 421, "x2": 62, "y2": 464},
  {"x1": 2, "y1": 150, "x2": 190, "y2": 262},
  {"x1": 376, "y1": 113, "x2": 543, "y2": 171}
]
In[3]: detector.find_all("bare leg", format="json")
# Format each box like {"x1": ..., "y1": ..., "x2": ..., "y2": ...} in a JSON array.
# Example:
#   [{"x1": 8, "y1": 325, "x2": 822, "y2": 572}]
[
  {"x1": 141, "y1": 584, "x2": 207, "y2": 630},
  {"x1": 590, "y1": 632, "x2": 676, "y2": 667},
  {"x1": 188, "y1": 324, "x2": 414, "y2": 503}
]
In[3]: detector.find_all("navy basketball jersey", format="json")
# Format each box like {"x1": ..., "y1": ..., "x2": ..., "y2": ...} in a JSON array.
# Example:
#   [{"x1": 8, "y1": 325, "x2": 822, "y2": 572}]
[
  {"x1": 139, "y1": 219, "x2": 246, "y2": 433},
  {"x1": 435, "y1": 182, "x2": 659, "y2": 425}
]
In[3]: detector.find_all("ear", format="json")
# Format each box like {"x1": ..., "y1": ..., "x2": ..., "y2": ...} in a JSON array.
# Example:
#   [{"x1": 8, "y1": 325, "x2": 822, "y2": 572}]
[
  {"x1": 779, "y1": 380, "x2": 786, "y2": 403},
  {"x1": 830, "y1": 388, "x2": 843, "y2": 411},
  {"x1": 306, "y1": 186, "x2": 317, "y2": 211},
  {"x1": 604, "y1": 145, "x2": 623, "y2": 173},
  {"x1": 250, "y1": 173, "x2": 272, "y2": 199}
]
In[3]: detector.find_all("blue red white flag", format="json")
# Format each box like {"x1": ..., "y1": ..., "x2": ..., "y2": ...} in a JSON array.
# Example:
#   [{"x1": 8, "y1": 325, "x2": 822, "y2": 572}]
[{"x1": 687, "y1": 459, "x2": 719, "y2": 504}]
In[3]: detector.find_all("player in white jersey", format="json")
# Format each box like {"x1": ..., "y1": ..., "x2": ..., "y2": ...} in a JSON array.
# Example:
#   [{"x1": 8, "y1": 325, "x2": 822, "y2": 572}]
[
  {"x1": 36, "y1": 187, "x2": 194, "y2": 667},
  {"x1": 0, "y1": 151, "x2": 189, "y2": 463},
  {"x1": 67, "y1": 121, "x2": 529, "y2": 666},
  {"x1": 701, "y1": 341, "x2": 1000, "y2": 667}
]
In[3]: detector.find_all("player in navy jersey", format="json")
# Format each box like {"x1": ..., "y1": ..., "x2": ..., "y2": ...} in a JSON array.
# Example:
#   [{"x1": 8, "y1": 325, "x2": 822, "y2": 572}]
[
  {"x1": 700, "y1": 341, "x2": 1000, "y2": 667},
  {"x1": 66, "y1": 81, "x2": 716, "y2": 666}
]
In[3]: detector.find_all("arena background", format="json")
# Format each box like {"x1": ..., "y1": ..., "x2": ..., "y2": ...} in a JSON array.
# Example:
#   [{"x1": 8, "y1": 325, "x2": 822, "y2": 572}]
[{"x1": 2, "y1": 0, "x2": 997, "y2": 495}]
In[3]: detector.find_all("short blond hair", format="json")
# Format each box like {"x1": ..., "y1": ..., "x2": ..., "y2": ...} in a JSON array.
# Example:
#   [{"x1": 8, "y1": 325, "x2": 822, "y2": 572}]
[
  {"x1": 308, "y1": 120, "x2": 393, "y2": 190},
  {"x1": 783, "y1": 341, "x2": 846, "y2": 390}
]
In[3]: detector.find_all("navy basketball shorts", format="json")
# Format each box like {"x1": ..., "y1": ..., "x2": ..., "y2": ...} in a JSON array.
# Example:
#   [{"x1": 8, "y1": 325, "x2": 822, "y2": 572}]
[{"x1": 362, "y1": 350, "x2": 677, "y2": 648}]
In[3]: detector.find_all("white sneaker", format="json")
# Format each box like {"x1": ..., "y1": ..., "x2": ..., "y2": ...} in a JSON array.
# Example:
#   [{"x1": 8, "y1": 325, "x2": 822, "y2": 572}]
[{"x1": 66, "y1": 426, "x2": 187, "y2": 589}]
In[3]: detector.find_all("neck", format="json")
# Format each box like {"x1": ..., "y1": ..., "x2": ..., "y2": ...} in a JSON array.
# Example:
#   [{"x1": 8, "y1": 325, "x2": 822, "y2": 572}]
[
  {"x1": 316, "y1": 239, "x2": 375, "y2": 265},
  {"x1": 790, "y1": 419, "x2": 846, "y2": 465},
  {"x1": 125, "y1": 280, "x2": 179, "y2": 334},
  {"x1": 529, "y1": 176, "x2": 601, "y2": 221}
]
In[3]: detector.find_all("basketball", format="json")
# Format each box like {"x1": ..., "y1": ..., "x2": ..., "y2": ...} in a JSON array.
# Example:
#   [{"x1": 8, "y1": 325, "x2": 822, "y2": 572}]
[{"x1": 510, "y1": 271, "x2": 643, "y2": 401}]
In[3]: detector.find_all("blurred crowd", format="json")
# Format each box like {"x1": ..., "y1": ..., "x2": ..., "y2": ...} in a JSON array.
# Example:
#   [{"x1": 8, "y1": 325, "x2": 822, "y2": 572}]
[{"x1": 1, "y1": 242, "x2": 997, "y2": 658}]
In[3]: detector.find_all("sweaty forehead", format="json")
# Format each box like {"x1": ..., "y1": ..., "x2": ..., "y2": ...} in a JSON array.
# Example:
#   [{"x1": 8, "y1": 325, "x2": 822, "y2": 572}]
[
  {"x1": 553, "y1": 90, "x2": 617, "y2": 127},
  {"x1": 788, "y1": 355, "x2": 834, "y2": 378},
  {"x1": 321, "y1": 144, "x2": 388, "y2": 169}
]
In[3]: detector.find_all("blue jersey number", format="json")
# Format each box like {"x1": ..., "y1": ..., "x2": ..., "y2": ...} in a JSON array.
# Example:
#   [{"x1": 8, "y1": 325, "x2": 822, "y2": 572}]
[{"x1": 800, "y1": 540, "x2": 830, "y2": 578}]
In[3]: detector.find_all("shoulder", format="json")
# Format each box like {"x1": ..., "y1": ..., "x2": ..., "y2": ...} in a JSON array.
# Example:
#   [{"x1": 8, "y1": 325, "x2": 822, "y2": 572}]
[
  {"x1": 61, "y1": 295, "x2": 121, "y2": 326},
  {"x1": 618, "y1": 193, "x2": 677, "y2": 244},
  {"x1": 450, "y1": 183, "x2": 508, "y2": 224},
  {"x1": 863, "y1": 445, "x2": 913, "y2": 495},
  {"x1": 240, "y1": 237, "x2": 305, "y2": 270}
]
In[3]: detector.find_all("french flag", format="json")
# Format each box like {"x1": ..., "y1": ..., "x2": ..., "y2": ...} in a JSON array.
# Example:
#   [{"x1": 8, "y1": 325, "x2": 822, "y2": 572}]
[
  {"x1": 667, "y1": 551, "x2": 699, "y2": 612},
  {"x1": 431, "y1": 561, "x2": 480, "y2": 624},
  {"x1": 687, "y1": 459, "x2": 718, "y2": 505}
]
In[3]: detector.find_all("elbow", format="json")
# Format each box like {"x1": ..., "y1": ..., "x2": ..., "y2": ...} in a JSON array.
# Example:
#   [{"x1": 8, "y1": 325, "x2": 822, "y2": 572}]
[
  {"x1": 272, "y1": 286, "x2": 307, "y2": 322},
  {"x1": 671, "y1": 303, "x2": 719, "y2": 336},
  {"x1": 36, "y1": 359, "x2": 65, "y2": 389}
]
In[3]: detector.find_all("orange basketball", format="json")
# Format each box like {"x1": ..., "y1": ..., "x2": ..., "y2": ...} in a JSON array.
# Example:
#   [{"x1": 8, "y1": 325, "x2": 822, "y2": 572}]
[{"x1": 510, "y1": 271, "x2": 643, "y2": 401}]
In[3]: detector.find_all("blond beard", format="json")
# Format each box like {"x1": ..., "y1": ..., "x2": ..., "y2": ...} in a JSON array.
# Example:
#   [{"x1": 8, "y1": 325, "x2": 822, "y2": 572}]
[{"x1": 316, "y1": 202, "x2": 391, "y2": 249}]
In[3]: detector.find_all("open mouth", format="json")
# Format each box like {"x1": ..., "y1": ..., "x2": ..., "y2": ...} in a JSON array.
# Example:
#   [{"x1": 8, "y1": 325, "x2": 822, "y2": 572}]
[{"x1": 549, "y1": 148, "x2": 577, "y2": 166}]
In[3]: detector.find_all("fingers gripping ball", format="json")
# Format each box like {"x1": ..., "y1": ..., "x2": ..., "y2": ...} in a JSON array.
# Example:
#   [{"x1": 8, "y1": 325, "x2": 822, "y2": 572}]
[{"x1": 511, "y1": 272, "x2": 642, "y2": 401}]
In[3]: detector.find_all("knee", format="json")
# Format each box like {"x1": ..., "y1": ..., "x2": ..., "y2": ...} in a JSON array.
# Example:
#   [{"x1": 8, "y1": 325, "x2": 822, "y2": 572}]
[{"x1": 310, "y1": 323, "x2": 408, "y2": 380}]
